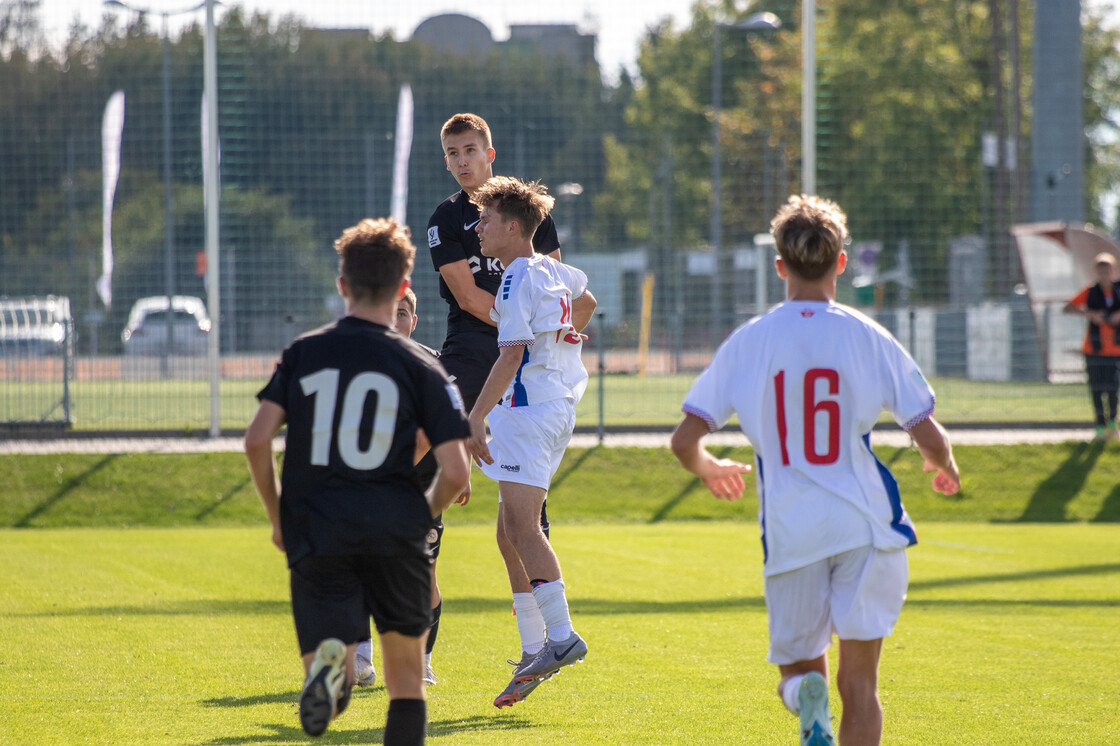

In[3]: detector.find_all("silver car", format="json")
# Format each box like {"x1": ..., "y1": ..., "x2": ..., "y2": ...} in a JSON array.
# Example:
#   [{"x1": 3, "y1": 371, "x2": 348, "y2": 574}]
[{"x1": 121, "y1": 295, "x2": 211, "y2": 356}]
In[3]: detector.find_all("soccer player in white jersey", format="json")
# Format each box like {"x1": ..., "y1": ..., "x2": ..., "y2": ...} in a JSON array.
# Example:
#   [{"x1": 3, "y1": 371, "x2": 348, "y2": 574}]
[
  {"x1": 670, "y1": 195, "x2": 960, "y2": 746},
  {"x1": 465, "y1": 176, "x2": 597, "y2": 708}
]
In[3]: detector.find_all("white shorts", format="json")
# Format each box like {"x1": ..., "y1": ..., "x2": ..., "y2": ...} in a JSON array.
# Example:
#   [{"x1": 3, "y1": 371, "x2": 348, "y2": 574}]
[
  {"x1": 764, "y1": 545, "x2": 908, "y2": 665},
  {"x1": 478, "y1": 399, "x2": 576, "y2": 491}
]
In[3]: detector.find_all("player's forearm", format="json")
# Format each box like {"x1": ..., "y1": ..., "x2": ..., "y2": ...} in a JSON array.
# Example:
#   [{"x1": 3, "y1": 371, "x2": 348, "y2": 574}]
[
  {"x1": 245, "y1": 443, "x2": 281, "y2": 524},
  {"x1": 427, "y1": 440, "x2": 471, "y2": 516},
  {"x1": 461, "y1": 288, "x2": 499, "y2": 326},
  {"x1": 572, "y1": 290, "x2": 597, "y2": 332},
  {"x1": 908, "y1": 416, "x2": 955, "y2": 471},
  {"x1": 670, "y1": 414, "x2": 714, "y2": 477}
]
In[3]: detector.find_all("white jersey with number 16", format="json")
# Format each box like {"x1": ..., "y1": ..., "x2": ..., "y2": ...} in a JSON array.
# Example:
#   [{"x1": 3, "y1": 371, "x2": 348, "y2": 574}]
[{"x1": 682, "y1": 300, "x2": 935, "y2": 576}]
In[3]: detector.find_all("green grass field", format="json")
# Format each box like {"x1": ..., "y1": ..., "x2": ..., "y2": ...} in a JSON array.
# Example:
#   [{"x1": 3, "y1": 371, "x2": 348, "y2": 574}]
[
  {"x1": 1, "y1": 443, "x2": 1118, "y2": 743},
  {"x1": 2, "y1": 375, "x2": 1089, "y2": 431},
  {"x1": 1, "y1": 523, "x2": 1116, "y2": 745}
]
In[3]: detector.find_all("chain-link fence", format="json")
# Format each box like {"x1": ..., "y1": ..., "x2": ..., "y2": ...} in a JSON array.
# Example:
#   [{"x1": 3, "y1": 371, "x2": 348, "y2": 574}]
[{"x1": 2, "y1": 0, "x2": 1115, "y2": 434}]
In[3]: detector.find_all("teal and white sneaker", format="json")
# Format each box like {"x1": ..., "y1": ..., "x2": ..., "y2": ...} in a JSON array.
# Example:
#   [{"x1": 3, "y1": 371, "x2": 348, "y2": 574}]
[
  {"x1": 354, "y1": 653, "x2": 376, "y2": 687},
  {"x1": 798, "y1": 671, "x2": 836, "y2": 746},
  {"x1": 494, "y1": 652, "x2": 547, "y2": 708},
  {"x1": 513, "y1": 632, "x2": 587, "y2": 683},
  {"x1": 423, "y1": 663, "x2": 438, "y2": 686},
  {"x1": 300, "y1": 638, "x2": 346, "y2": 737}
]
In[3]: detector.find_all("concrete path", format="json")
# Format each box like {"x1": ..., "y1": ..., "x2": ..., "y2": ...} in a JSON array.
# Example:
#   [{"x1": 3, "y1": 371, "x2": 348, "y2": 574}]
[{"x1": 0, "y1": 427, "x2": 1092, "y2": 454}]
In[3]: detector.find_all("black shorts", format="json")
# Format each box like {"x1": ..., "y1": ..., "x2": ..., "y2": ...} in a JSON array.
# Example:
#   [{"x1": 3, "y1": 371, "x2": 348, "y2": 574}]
[
  {"x1": 1086, "y1": 354, "x2": 1120, "y2": 392},
  {"x1": 289, "y1": 552, "x2": 431, "y2": 655},
  {"x1": 426, "y1": 517, "x2": 444, "y2": 560}
]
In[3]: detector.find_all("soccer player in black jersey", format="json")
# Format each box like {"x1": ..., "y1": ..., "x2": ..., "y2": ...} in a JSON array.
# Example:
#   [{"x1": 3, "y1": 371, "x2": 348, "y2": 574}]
[
  {"x1": 245, "y1": 217, "x2": 470, "y2": 744},
  {"x1": 354, "y1": 288, "x2": 458, "y2": 689},
  {"x1": 426, "y1": 113, "x2": 560, "y2": 670}
]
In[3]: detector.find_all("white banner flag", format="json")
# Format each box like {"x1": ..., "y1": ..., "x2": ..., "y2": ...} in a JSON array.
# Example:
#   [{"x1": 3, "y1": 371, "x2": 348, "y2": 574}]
[
  {"x1": 99, "y1": 90, "x2": 125, "y2": 309},
  {"x1": 390, "y1": 84, "x2": 413, "y2": 225},
  {"x1": 201, "y1": 94, "x2": 220, "y2": 292}
]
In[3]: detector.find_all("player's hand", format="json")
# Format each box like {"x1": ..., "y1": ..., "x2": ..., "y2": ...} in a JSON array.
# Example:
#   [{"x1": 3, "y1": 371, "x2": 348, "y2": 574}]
[
  {"x1": 923, "y1": 460, "x2": 961, "y2": 496},
  {"x1": 701, "y1": 458, "x2": 751, "y2": 501},
  {"x1": 270, "y1": 522, "x2": 284, "y2": 553},
  {"x1": 467, "y1": 416, "x2": 493, "y2": 466},
  {"x1": 454, "y1": 479, "x2": 471, "y2": 506}
]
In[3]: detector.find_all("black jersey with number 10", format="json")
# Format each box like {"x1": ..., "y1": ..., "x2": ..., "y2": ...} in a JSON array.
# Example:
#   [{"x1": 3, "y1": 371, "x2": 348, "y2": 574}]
[{"x1": 257, "y1": 316, "x2": 468, "y2": 565}]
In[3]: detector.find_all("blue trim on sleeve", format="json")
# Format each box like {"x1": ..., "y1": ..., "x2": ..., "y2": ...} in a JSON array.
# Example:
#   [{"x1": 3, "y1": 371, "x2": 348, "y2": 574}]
[{"x1": 862, "y1": 433, "x2": 917, "y2": 546}]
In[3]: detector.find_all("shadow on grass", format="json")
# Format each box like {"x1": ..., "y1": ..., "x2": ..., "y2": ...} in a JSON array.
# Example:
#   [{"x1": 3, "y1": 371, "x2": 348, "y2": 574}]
[
  {"x1": 649, "y1": 445, "x2": 737, "y2": 524},
  {"x1": 12, "y1": 454, "x2": 119, "y2": 528},
  {"x1": 10, "y1": 598, "x2": 289, "y2": 617},
  {"x1": 202, "y1": 691, "x2": 298, "y2": 708},
  {"x1": 1094, "y1": 481, "x2": 1120, "y2": 522},
  {"x1": 200, "y1": 721, "x2": 378, "y2": 745},
  {"x1": 198, "y1": 713, "x2": 533, "y2": 744},
  {"x1": 910, "y1": 561, "x2": 1120, "y2": 598},
  {"x1": 195, "y1": 473, "x2": 252, "y2": 521},
  {"x1": 549, "y1": 446, "x2": 599, "y2": 493},
  {"x1": 1014, "y1": 440, "x2": 1105, "y2": 522}
]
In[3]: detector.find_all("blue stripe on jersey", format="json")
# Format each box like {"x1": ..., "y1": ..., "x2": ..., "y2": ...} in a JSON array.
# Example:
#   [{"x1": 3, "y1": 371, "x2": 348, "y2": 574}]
[
  {"x1": 757, "y1": 456, "x2": 769, "y2": 564},
  {"x1": 511, "y1": 346, "x2": 530, "y2": 407},
  {"x1": 862, "y1": 433, "x2": 918, "y2": 546},
  {"x1": 501, "y1": 274, "x2": 514, "y2": 301}
]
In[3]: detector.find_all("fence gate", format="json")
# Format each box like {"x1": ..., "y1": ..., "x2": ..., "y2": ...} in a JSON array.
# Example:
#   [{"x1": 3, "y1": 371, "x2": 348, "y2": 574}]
[{"x1": 0, "y1": 296, "x2": 74, "y2": 429}]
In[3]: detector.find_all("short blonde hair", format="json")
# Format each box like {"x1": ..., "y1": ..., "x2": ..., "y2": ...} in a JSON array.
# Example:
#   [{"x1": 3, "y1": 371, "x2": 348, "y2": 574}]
[
  {"x1": 770, "y1": 195, "x2": 849, "y2": 281},
  {"x1": 470, "y1": 176, "x2": 555, "y2": 239},
  {"x1": 333, "y1": 217, "x2": 415, "y2": 305},
  {"x1": 1094, "y1": 252, "x2": 1116, "y2": 267}
]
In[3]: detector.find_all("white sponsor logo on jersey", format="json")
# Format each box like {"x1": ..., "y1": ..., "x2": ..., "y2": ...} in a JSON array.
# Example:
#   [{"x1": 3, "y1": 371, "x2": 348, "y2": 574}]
[
  {"x1": 464, "y1": 219, "x2": 480, "y2": 230},
  {"x1": 428, "y1": 226, "x2": 440, "y2": 248}
]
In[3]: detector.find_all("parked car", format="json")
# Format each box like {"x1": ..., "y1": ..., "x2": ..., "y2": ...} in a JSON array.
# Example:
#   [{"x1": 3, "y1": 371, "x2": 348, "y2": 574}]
[{"x1": 121, "y1": 295, "x2": 211, "y2": 356}]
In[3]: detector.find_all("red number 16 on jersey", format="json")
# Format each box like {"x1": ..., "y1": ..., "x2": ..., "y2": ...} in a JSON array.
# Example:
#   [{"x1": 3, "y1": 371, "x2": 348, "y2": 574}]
[{"x1": 774, "y1": 368, "x2": 841, "y2": 466}]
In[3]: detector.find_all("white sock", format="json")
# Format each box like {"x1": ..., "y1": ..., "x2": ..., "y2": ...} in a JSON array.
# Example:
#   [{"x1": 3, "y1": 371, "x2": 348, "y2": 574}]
[
  {"x1": 355, "y1": 638, "x2": 373, "y2": 662},
  {"x1": 424, "y1": 652, "x2": 432, "y2": 668},
  {"x1": 512, "y1": 592, "x2": 547, "y2": 654},
  {"x1": 532, "y1": 579, "x2": 574, "y2": 642},
  {"x1": 781, "y1": 674, "x2": 806, "y2": 715}
]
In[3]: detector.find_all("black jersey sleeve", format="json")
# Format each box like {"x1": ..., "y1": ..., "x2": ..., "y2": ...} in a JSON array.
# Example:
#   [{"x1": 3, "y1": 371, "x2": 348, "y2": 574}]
[
  {"x1": 415, "y1": 359, "x2": 470, "y2": 449},
  {"x1": 533, "y1": 213, "x2": 561, "y2": 255},
  {"x1": 427, "y1": 197, "x2": 470, "y2": 271},
  {"x1": 257, "y1": 346, "x2": 295, "y2": 410}
]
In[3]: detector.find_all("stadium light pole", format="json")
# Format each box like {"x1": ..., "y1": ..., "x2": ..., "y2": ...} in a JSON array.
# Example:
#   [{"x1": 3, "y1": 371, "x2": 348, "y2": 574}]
[
  {"x1": 710, "y1": 11, "x2": 782, "y2": 344},
  {"x1": 104, "y1": 0, "x2": 206, "y2": 376}
]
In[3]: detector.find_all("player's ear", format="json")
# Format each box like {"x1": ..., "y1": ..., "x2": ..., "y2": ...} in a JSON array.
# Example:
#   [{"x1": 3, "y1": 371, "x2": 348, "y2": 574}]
[
  {"x1": 397, "y1": 277, "x2": 411, "y2": 300},
  {"x1": 444, "y1": 155, "x2": 451, "y2": 172},
  {"x1": 410, "y1": 314, "x2": 418, "y2": 333},
  {"x1": 774, "y1": 256, "x2": 788, "y2": 279},
  {"x1": 486, "y1": 147, "x2": 495, "y2": 163},
  {"x1": 835, "y1": 250, "x2": 848, "y2": 276},
  {"x1": 337, "y1": 275, "x2": 348, "y2": 298}
]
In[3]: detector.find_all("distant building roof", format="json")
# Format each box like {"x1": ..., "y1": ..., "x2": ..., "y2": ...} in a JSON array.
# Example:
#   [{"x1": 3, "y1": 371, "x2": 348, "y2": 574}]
[
  {"x1": 410, "y1": 14, "x2": 596, "y2": 68},
  {"x1": 412, "y1": 14, "x2": 495, "y2": 57}
]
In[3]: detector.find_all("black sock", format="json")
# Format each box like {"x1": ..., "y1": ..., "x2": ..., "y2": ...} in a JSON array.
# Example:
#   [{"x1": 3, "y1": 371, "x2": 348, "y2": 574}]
[
  {"x1": 384, "y1": 698, "x2": 426, "y2": 746},
  {"x1": 1092, "y1": 391, "x2": 1107, "y2": 426},
  {"x1": 426, "y1": 602, "x2": 441, "y2": 655},
  {"x1": 1108, "y1": 392, "x2": 1118, "y2": 422}
]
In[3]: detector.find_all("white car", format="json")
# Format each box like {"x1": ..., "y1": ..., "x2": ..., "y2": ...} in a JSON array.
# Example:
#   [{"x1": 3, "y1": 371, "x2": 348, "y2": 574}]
[{"x1": 121, "y1": 295, "x2": 211, "y2": 356}]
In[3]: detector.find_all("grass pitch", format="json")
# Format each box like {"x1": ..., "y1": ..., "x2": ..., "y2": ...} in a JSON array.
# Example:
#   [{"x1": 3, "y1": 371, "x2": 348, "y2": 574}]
[{"x1": 1, "y1": 522, "x2": 1117, "y2": 745}]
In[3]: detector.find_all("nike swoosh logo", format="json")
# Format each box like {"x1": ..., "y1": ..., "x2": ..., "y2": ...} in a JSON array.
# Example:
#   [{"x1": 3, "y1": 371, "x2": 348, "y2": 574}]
[
  {"x1": 554, "y1": 640, "x2": 580, "y2": 662},
  {"x1": 464, "y1": 220, "x2": 480, "y2": 230}
]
